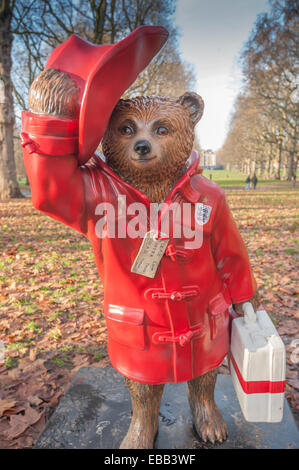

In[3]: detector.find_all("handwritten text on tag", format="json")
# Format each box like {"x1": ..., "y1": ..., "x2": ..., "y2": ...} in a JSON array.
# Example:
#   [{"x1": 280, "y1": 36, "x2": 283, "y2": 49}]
[{"x1": 131, "y1": 231, "x2": 169, "y2": 279}]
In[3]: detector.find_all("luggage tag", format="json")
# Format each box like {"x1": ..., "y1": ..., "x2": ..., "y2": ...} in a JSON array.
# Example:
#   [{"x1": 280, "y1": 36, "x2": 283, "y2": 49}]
[{"x1": 131, "y1": 230, "x2": 169, "y2": 279}]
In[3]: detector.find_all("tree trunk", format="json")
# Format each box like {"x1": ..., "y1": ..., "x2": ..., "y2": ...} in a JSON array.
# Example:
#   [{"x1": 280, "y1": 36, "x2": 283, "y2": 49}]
[
  {"x1": 274, "y1": 142, "x2": 282, "y2": 180},
  {"x1": 92, "y1": 0, "x2": 108, "y2": 44},
  {"x1": 287, "y1": 128, "x2": 297, "y2": 181},
  {"x1": 251, "y1": 158, "x2": 257, "y2": 174},
  {"x1": 270, "y1": 158, "x2": 275, "y2": 177},
  {"x1": 265, "y1": 147, "x2": 272, "y2": 179},
  {"x1": 282, "y1": 161, "x2": 287, "y2": 180},
  {"x1": 244, "y1": 160, "x2": 249, "y2": 175},
  {"x1": 293, "y1": 155, "x2": 298, "y2": 178},
  {"x1": 286, "y1": 152, "x2": 294, "y2": 181},
  {"x1": 0, "y1": 0, "x2": 23, "y2": 200}
]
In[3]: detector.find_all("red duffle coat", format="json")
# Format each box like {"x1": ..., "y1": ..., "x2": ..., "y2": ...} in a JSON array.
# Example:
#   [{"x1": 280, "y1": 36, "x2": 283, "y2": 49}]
[{"x1": 21, "y1": 111, "x2": 257, "y2": 384}]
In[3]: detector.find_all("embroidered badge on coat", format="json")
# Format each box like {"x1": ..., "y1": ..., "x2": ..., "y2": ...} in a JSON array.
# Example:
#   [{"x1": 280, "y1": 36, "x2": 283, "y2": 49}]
[{"x1": 195, "y1": 203, "x2": 212, "y2": 225}]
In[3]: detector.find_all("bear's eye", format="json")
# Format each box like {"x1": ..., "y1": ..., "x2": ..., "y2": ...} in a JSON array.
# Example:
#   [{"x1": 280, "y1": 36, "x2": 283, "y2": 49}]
[
  {"x1": 156, "y1": 126, "x2": 168, "y2": 136},
  {"x1": 120, "y1": 126, "x2": 134, "y2": 136}
]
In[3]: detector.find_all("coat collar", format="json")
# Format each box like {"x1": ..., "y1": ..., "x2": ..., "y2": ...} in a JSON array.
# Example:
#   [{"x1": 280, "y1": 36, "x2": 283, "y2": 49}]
[
  {"x1": 91, "y1": 150, "x2": 201, "y2": 205},
  {"x1": 170, "y1": 150, "x2": 201, "y2": 203}
]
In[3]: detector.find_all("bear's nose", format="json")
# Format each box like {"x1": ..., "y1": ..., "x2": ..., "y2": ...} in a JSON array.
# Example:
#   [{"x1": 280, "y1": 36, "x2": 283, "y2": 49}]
[{"x1": 134, "y1": 140, "x2": 152, "y2": 156}]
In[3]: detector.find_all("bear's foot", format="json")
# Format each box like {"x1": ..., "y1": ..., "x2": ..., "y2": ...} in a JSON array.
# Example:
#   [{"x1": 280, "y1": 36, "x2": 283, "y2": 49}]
[
  {"x1": 190, "y1": 400, "x2": 228, "y2": 444},
  {"x1": 120, "y1": 420, "x2": 158, "y2": 449},
  {"x1": 187, "y1": 369, "x2": 228, "y2": 444},
  {"x1": 121, "y1": 377, "x2": 164, "y2": 449}
]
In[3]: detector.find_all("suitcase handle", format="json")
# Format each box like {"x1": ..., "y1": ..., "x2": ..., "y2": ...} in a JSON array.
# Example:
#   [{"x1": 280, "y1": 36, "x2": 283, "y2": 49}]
[
  {"x1": 242, "y1": 304, "x2": 281, "y2": 346},
  {"x1": 242, "y1": 302, "x2": 257, "y2": 327}
]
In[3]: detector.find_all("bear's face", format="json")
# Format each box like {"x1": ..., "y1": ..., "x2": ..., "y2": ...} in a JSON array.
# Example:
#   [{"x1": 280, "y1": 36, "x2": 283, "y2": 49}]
[{"x1": 102, "y1": 93, "x2": 204, "y2": 199}]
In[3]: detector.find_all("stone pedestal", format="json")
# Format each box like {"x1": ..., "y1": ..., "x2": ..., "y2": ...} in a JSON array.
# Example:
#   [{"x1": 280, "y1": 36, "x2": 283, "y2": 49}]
[{"x1": 35, "y1": 367, "x2": 299, "y2": 449}]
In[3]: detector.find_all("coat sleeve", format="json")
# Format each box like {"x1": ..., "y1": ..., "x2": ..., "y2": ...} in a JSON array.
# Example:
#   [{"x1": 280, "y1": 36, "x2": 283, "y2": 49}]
[
  {"x1": 211, "y1": 192, "x2": 257, "y2": 304},
  {"x1": 20, "y1": 112, "x2": 89, "y2": 236}
]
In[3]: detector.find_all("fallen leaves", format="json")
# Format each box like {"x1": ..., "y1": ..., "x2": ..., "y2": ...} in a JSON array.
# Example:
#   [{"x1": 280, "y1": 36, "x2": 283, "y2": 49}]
[
  {"x1": 5, "y1": 405, "x2": 42, "y2": 440},
  {"x1": 0, "y1": 398, "x2": 17, "y2": 418},
  {"x1": 288, "y1": 378, "x2": 299, "y2": 392},
  {"x1": 231, "y1": 190, "x2": 299, "y2": 425},
  {"x1": 0, "y1": 200, "x2": 108, "y2": 448},
  {"x1": 0, "y1": 351, "x2": 109, "y2": 448}
]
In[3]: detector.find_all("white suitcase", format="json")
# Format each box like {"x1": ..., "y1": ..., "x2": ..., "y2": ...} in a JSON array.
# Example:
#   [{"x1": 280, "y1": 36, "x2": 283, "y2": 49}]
[{"x1": 229, "y1": 302, "x2": 286, "y2": 423}]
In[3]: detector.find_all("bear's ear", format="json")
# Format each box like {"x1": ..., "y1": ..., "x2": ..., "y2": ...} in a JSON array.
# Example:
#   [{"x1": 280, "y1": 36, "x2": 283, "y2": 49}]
[{"x1": 177, "y1": 92, "x2": 204, "y2": 125}]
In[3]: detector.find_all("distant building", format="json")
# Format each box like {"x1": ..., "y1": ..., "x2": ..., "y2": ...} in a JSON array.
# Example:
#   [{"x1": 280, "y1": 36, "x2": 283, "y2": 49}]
[{"x1": 201, "y1": 149, "x2": 216, "y2": 168}]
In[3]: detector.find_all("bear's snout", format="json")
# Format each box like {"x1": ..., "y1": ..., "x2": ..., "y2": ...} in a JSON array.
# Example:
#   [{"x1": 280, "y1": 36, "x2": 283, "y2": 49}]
[{"x1": 134, "y1": 140, "x2": 152, "y2": 157}]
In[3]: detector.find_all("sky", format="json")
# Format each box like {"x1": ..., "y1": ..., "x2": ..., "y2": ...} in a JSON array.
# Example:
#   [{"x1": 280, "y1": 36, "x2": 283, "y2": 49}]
[{"x1": 175, "y1": 0, "x2": 270, "y2": 151}]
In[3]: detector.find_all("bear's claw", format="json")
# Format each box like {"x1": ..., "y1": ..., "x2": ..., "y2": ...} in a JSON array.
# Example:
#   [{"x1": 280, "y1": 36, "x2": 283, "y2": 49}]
[{"x1": 191, "y1": 402, "x2": 228, "y2": 444}]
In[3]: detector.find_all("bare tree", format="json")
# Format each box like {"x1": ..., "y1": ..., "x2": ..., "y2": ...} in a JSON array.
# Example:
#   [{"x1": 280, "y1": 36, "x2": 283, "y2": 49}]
[
  {"x1": 11, "y1": 0, "x2": 194, "y2": 111},
  {"x1": 0, "y1": 0, "x2": 23, "y2": 199},
  {"x1": 217, "y1": 93, "x2": 266, "y2": 173},
  {"x1": 240, "y1": 0, "x2": 298, "y2": 180},
  {"x1": 124, "y1": 35, "x2": 196, "y2": 98},
  {"x1": 218, "y1": 0, "x2": 298, "y2": 179}
]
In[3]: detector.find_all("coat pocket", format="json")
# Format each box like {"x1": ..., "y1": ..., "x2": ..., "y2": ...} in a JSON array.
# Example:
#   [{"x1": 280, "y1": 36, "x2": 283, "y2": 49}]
[
  {"x1": 106, "y1": 304, "x2": 146, "y2": 350},
  {"x1": 208, "y1": 289, "x2": 231, "y2": 340}
]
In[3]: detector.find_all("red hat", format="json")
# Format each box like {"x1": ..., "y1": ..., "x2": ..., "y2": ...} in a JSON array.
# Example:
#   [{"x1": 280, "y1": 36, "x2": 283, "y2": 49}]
[{"x1": 45, "y1": 26, "x2": 169, "y2": 164}]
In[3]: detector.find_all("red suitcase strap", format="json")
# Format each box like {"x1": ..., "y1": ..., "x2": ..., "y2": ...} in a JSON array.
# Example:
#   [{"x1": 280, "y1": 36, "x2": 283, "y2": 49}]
[{"x1": 229, "y1": 352, "x2": 285, "y2": 394}]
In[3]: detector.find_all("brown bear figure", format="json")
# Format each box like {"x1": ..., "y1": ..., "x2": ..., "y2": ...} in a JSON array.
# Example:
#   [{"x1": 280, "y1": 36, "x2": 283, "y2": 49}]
[
  {"x1": 26, "y1": 68, "x2": 259, "y2": 449},
  {"x1": 102, "y1": 94, "x2": 228, "y2": 448}
]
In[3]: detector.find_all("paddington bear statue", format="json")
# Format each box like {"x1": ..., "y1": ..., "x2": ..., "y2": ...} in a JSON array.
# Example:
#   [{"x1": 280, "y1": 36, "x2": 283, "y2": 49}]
[{"x1": 20, "y1": 26, "x2": 259, "y2": 448}]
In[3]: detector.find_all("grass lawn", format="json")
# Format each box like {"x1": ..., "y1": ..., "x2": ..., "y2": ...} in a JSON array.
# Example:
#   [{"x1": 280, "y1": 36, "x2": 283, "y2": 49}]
[
  {"x1": 201, "y1": 169, "x2": 296, "y2": 188},
  {"x1": 18, "y1": 171, "x2": 297, "y2": 195}
]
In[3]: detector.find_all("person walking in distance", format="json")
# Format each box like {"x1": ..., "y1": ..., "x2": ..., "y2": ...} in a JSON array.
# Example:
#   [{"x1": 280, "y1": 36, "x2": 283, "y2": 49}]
[
  {"x1": 252, "y1": 173, "x2": 258, "y2": 190},
  {"x1": 245, "y1": 175, "x2": 251, "y2": 190}
]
